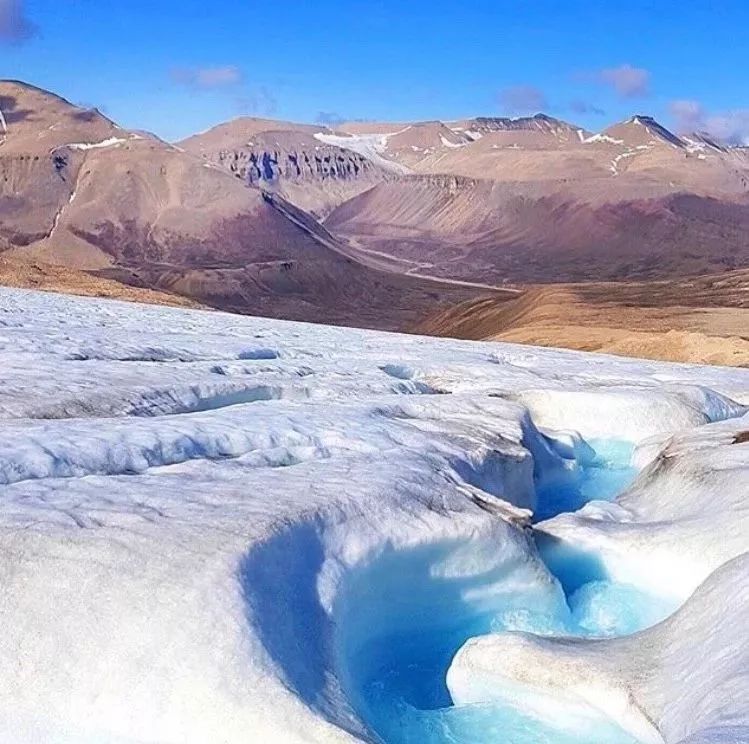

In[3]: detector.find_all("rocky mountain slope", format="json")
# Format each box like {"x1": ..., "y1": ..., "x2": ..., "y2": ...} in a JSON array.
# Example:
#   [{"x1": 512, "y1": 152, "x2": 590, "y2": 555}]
[
  {"x1": 184, "y1": 113, "x2": 749, "y2": 277},
  {"x1": 334, "y1": 113, "x2": 749, "y2": 189},
  {"x1": 180, "y1": 119, "x2": 390, "y2": 218},
  {"x1": 327, "y1": 179, "x2": 749, "y2": 283},
  {"x1": 0, "y1": 80, "x2": 494, "y2": 329},
  {"x1": 323, "y1": 114, "x2": 749, "y2": 283},
  {"x1": 0, "y1": 256, "x2": 202, "y2": 308}
]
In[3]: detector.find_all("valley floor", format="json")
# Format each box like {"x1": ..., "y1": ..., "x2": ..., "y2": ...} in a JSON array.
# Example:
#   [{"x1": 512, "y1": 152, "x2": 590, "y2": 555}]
[{"x1": 417, "y1": 272, "x2": 749, "y2": 367}]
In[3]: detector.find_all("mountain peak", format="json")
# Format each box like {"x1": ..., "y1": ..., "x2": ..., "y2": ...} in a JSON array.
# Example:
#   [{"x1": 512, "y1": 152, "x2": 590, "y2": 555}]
[
  {"x1": 0, "y1": 79, "x2": 97, "y2": 117},
  {"x1": 470, "y1": 113, "x2": 578, "y2": 135},
  {"x1": 0, "y1": 79, "x2": 120, "y2": 150},
  {"x1": 627, "y1": 115, "x2": 684, "y2": 147},
  {"x1": 602, "y1": 115, "x2": 684, "y2": 149}
]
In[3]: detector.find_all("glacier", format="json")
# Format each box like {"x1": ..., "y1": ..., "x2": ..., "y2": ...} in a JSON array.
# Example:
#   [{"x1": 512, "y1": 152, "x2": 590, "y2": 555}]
[{"x1": 0, "y1": 287, "x2": 747, "y2": 743}]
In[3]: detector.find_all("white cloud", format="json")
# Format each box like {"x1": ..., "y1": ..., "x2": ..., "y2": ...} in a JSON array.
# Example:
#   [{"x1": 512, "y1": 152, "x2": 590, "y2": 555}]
[
  {"x1": 669, "y1": 100, "x2": 705, "y2": 131},
  {"x1": 598, "y1": 64, "x2": 651, "y2": 98},
  {"x1": 316, "y1": 111, "x2": 345, "y2": 126},
  {"x1": 235, "y1": 87, "x2": 277, "y2": 117},
  {"x1": 170, "y1": 66, "x2": 277, "y2": 117},
  {"x1": 569, "y1": 99, "x2": 606, "y2": 116},
  {"x1": 703, "y1": 111, "x2": 749, "y2": 146}
]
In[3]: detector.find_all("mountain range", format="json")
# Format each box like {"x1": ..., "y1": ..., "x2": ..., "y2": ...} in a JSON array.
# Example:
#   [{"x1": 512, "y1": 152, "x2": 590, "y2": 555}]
[
  {"x1": 1, "y1": 78, "x2": 748, "y2": 361},
  {"x1": 0, "y1": 80, "x2": 492, "y2": 329},
  {"x1": 180, "y1": 110, "x2": 749, "y2": 282}
]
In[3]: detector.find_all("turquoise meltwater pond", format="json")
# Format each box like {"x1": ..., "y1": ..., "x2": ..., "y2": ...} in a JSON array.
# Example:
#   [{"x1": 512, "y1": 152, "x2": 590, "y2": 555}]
[{"x1": 335, "y1": 439, "x2": 675, "y2": 744}]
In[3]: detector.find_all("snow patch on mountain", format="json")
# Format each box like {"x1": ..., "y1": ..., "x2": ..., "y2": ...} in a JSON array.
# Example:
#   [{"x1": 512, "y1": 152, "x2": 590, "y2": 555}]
[
  {"x1": 61, "y1": 136, "x2": 129, "y2": 151},
  {"x1": 584, "y1": 133, "x2": 626, "y2": 145},
  {"x1": 314, "y1": 130, "x2": 412, "y2": 174}
]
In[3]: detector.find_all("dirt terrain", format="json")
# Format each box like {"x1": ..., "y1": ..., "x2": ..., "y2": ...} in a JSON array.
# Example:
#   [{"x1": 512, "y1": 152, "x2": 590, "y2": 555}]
[
  {"x1": 416, "y1": 271, "x2": 749, "y2": 366},
  {"x1": 323, "y1": 116, "x2": 749, "y2": 284},
  {"x1": 0, "y1": 257, "x2": 203, "y2": 307}
]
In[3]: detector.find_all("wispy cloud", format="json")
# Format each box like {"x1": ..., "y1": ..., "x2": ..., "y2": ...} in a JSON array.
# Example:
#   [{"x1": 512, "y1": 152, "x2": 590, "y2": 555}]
[
  {"x1": 597, "y1": 64, "x2": 651, "y2": 98},
  {"x1": 670, "y1": 99, "x2": 749, "y2": 145},
  {"x1": 170, "y1": 65, "x2": 243, "y2": 90},
  {"x1": 0, "y1": 0, "x2": 37, "y2": 44},
  {"x1": 669, "y1": 100, "x2": 705, "y2": 131},
  {"x1": 169, "y1": 65, "x2": 277, "y2": 118},
  {"x1": 704, "y1": 111, "x2": 749, "y2": 145},
  {"x1": 497, "y1": 85, "x2": 548, "y2": 115}
]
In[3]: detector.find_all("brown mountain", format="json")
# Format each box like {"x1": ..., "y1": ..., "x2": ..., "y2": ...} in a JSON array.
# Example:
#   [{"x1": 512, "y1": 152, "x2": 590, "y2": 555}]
[
  {"x1": 0, "y1": 80, "x2": 496, "y2": 329},
  {"x1": 322, "y1": 115, "x2": 749, "y2": 284},
  {"x1": 179, "y1": 118, "x2": 390, "y2": 219},
  {"x1": 0, "y1": 255, "x2": 203, "y2": 308},
  {"x1": 4, "y1": 81, "x2": 749, "y2": 350},
  {"x1": 105, "y1": 108, "x2": 749, "y2": 289}
]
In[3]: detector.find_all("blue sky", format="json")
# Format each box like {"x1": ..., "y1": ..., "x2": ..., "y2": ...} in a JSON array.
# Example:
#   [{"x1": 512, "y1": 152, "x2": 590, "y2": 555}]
[{"x1": 2, "y1": 0, "x2": 748, "y2": 142}]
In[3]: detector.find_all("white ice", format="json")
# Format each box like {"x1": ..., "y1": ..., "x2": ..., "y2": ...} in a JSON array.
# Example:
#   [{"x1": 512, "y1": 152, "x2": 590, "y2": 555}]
[{"x1": 0, "y1": 287, "x2": 746, "y2": 743}]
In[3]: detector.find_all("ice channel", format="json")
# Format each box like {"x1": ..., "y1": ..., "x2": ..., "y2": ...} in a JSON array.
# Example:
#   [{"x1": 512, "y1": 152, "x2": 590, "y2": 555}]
[{"x1": 333, "y1": 438, "x2": 677, "y2": 744}]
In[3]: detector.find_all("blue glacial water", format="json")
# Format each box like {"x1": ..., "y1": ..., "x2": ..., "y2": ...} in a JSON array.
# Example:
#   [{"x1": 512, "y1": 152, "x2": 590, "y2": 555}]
[
  {"x1": 337, "y1": 439, "x2": 675, "y2": 744},
  {"x1": 533, "y1": 438, "x2": 638, "y2": 522}
]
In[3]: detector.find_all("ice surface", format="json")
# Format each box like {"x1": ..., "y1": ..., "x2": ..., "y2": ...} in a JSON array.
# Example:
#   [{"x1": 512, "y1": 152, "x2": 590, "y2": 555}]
[
  {"x1": 533, "y1": 437, "x2": 637, "y2": 521},
  {"x1": 0, "y1": 287, "x2": 746, "y2": 743}
]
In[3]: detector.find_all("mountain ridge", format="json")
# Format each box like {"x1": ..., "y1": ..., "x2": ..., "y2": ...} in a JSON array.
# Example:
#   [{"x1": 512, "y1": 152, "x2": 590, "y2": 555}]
[
  {"x1": 0, "y1": 79, "x2": 493, "y2": 329},
  {"x1": 3, "y1": 78, "x2": 749, "y2": 339}
]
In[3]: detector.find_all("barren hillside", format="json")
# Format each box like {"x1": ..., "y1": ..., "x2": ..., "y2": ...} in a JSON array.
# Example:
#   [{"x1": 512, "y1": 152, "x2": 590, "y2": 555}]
[
  {"x1": 0, "y1": 80, "x2": 496, "y2": 330},
  {"x1": 416, "y1": 271, "x2": 749, "y2": 366}
]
